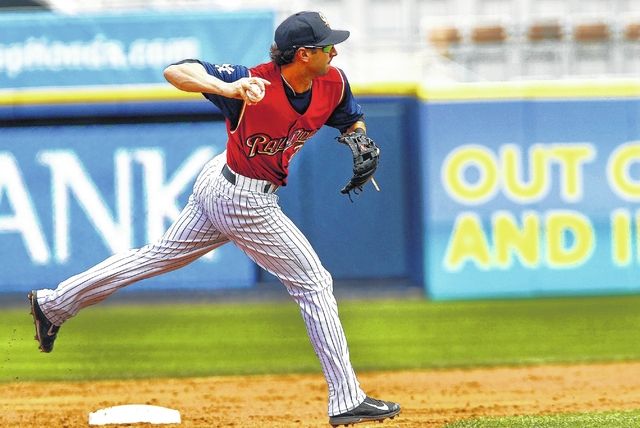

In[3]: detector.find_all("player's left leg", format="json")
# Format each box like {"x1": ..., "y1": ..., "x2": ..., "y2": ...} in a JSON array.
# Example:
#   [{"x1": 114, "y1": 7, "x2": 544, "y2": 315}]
[
  {"x1": 29, "y1": 194, "x2": 229, "y2": 352},
  {"x1": 203, "y1": 174, "x2": 367, "y2": 416},
  {"x1": 30, "y1": 152, "x2": 230, "y2": 353}
]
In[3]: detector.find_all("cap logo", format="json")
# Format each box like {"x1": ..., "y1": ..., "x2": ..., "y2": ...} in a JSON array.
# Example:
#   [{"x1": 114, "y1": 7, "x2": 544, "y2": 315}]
[{"x1": 318, "y1": 12, "x2": 330, "y2": 28}]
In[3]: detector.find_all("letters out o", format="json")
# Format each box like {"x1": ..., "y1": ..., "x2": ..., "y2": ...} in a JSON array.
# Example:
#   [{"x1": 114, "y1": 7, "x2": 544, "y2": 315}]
[
  {"x1": 443, "y1": 146, "x2": 499, "y2": 203},
  {"x1": 608, "y1": 143, "x2": 640, "y2": 200}
]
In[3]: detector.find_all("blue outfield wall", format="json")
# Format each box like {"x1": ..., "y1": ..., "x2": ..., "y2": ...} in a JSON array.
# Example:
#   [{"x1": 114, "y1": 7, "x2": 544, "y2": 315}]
[
  {"x1": 3, "y1": 74, "x2": 640, "y2": 298},
  {"x1": 0, "y1": 97, "x2": 416, "y2": 293},
  {"x1": 422, "y1": 87, "x2": 640, "y2": 300}
]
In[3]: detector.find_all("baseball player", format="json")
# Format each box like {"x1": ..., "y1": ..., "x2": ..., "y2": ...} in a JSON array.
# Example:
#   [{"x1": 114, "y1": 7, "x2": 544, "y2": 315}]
[{"x1": 28, "y1": 11, "x2": 400, "y2": 426}]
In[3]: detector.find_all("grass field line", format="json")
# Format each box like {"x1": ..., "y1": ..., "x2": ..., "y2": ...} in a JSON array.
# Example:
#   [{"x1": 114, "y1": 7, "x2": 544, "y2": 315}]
[{"x1": 3, "y1": 294, "x2": 640, "y2": 382}]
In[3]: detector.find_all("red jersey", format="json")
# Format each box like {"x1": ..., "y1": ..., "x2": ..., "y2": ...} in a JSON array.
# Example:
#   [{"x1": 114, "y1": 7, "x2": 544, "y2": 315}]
[{"x1": 225, "y1": 62, "x2": 345, "y2": 186}]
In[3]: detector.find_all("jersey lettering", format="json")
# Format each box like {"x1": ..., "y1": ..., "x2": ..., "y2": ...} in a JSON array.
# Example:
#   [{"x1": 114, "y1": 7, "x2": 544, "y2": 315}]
[
  {"x1": 246, "y1": 134, "x2": 286, "y2": 157},
  {"x1": 245, "y1": 128, "x2": 317, "y2": 158},
  {"x1": 215, "y1": 64, "x2": 235, "y2": 74}
]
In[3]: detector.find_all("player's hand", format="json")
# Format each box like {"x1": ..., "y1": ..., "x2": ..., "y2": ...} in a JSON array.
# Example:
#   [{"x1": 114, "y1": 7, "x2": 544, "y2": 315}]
[{"x1": 233, "y1": 77, "x2": 271, "y2": 105}]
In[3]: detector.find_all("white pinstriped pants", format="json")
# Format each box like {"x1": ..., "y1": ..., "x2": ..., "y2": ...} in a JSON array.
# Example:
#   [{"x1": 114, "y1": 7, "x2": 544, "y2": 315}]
[{"x1": 36, "y1": 152, "x2": 366, "y2": 416}]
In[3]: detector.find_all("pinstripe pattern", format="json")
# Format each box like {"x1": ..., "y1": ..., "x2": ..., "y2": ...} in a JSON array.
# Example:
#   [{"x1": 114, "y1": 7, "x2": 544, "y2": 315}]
[
  {"x1": 35, "y1": 152, "x2": 365, "y2": 416},
  {"x1": 205, "y1": 164, "x2": 366, "y2": 415},
  {"x1": 37, "y1": 154, "x2": 229, "y2": 325}
]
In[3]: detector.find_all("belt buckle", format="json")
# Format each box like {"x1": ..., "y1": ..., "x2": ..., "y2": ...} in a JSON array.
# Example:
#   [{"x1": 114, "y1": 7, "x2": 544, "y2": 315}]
[{"x1": 265, "y1": 183, "x2": 279, "y2": 193}]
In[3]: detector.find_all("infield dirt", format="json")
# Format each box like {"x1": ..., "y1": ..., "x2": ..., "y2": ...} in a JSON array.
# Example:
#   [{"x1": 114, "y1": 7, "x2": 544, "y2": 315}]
[{"x1": 2, "y1": 362, "x2": 640, "y2": 427}]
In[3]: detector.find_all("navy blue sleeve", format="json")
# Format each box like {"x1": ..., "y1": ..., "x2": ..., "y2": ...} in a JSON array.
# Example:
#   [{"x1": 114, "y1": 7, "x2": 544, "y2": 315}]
[
  {"x1": 174, "y1": 60, "x2": 248, "y2": 127},
  {"x1": 325, "y1": 68, "x2": 364, "y2": 134}
]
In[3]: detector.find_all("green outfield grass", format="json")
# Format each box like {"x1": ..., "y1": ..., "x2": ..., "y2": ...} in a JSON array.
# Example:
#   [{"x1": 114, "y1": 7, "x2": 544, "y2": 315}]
[
  {"x1": 2, "y1": 293, "x2": 640, "y2": 382},
  {"x1": 444, "y1": 409, "x2": 640, "y2": 427}
]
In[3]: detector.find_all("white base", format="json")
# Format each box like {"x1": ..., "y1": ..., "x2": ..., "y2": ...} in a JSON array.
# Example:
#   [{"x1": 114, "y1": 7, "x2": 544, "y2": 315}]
[{"x1": 88, "y1": 404, "x2": 181, "y2": 425}]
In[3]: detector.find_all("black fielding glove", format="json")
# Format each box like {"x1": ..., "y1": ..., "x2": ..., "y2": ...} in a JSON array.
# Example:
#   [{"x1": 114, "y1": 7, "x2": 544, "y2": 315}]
[{"x1": 336, "y1": 131, "x2": 380, "y2": 200}]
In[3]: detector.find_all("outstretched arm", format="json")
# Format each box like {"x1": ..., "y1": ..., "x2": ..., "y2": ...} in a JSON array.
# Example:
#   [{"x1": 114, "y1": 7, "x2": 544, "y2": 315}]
[{"x1": 163, "y1": 62, "x2": 270, "y2": 105}]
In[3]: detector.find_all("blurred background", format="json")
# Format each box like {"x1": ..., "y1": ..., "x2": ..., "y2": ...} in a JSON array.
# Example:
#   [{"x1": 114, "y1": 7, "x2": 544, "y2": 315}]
[
  {"x1": 4, "y1": 0, "x2": 640, "y2": 82},
  {"x1": 1, "y1": 0, "x2": 639, "y2": 303}
]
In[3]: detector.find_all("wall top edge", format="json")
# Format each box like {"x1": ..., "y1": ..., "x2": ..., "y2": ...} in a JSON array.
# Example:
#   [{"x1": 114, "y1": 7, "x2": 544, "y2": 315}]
[{"x1": 2, "y1": 79, "x2": 640, "y2": 106}]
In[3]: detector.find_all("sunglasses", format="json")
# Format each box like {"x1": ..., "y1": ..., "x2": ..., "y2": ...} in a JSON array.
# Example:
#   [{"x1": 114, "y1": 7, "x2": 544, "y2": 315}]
[{"x1": 300, "y1": 44, "x2": 334, "y2": 53}]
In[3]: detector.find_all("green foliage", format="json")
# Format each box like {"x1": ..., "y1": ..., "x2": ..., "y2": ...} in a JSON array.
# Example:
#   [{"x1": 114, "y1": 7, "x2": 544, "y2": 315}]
[
  {"x1": 444, "y1": 409, "x2": 640, "y2": 427},
  {"x1": 2, "y1": 294, "x2": 640, "y2": 382}
]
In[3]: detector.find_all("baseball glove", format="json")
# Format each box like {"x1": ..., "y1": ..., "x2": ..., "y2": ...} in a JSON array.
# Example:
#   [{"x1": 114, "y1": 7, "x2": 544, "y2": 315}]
[{"x1": 336, "y1": 131, "x2": 380, "y2": 198}]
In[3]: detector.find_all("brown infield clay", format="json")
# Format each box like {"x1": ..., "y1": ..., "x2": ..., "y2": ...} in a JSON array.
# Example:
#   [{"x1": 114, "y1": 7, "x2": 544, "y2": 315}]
[{"x1": 2, "y1": 362, "x2": 640, "y2": 427}]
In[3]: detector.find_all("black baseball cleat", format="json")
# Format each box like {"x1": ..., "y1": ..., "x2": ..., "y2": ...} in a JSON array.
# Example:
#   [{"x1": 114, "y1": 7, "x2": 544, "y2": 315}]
[
  {"x1": 28, "y1": 291, "x2": 60, "y2": 353},
  {"x1": 329, "y1": 396, "x2": 401, "y2": 427}
]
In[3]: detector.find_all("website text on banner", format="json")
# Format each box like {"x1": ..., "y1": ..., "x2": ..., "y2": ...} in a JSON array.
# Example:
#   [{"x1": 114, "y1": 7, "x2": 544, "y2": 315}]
[{"x1": 0, "y1": 11, "x2": 273, "y2": 88}]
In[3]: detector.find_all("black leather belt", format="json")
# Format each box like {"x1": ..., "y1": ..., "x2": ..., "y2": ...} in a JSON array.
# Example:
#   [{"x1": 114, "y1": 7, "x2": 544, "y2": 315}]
[
  {"x1": 221, "y1": 164, "x2": 237, "y2": 185},
  {"x1": 222, "y1": 164, "x2": 277, "y2": 193}
]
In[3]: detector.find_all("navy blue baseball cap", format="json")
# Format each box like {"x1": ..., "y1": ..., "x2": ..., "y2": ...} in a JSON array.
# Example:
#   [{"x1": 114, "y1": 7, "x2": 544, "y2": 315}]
[{"x1": 274, "y1": 11, "x2": 350, "y2": 51}]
